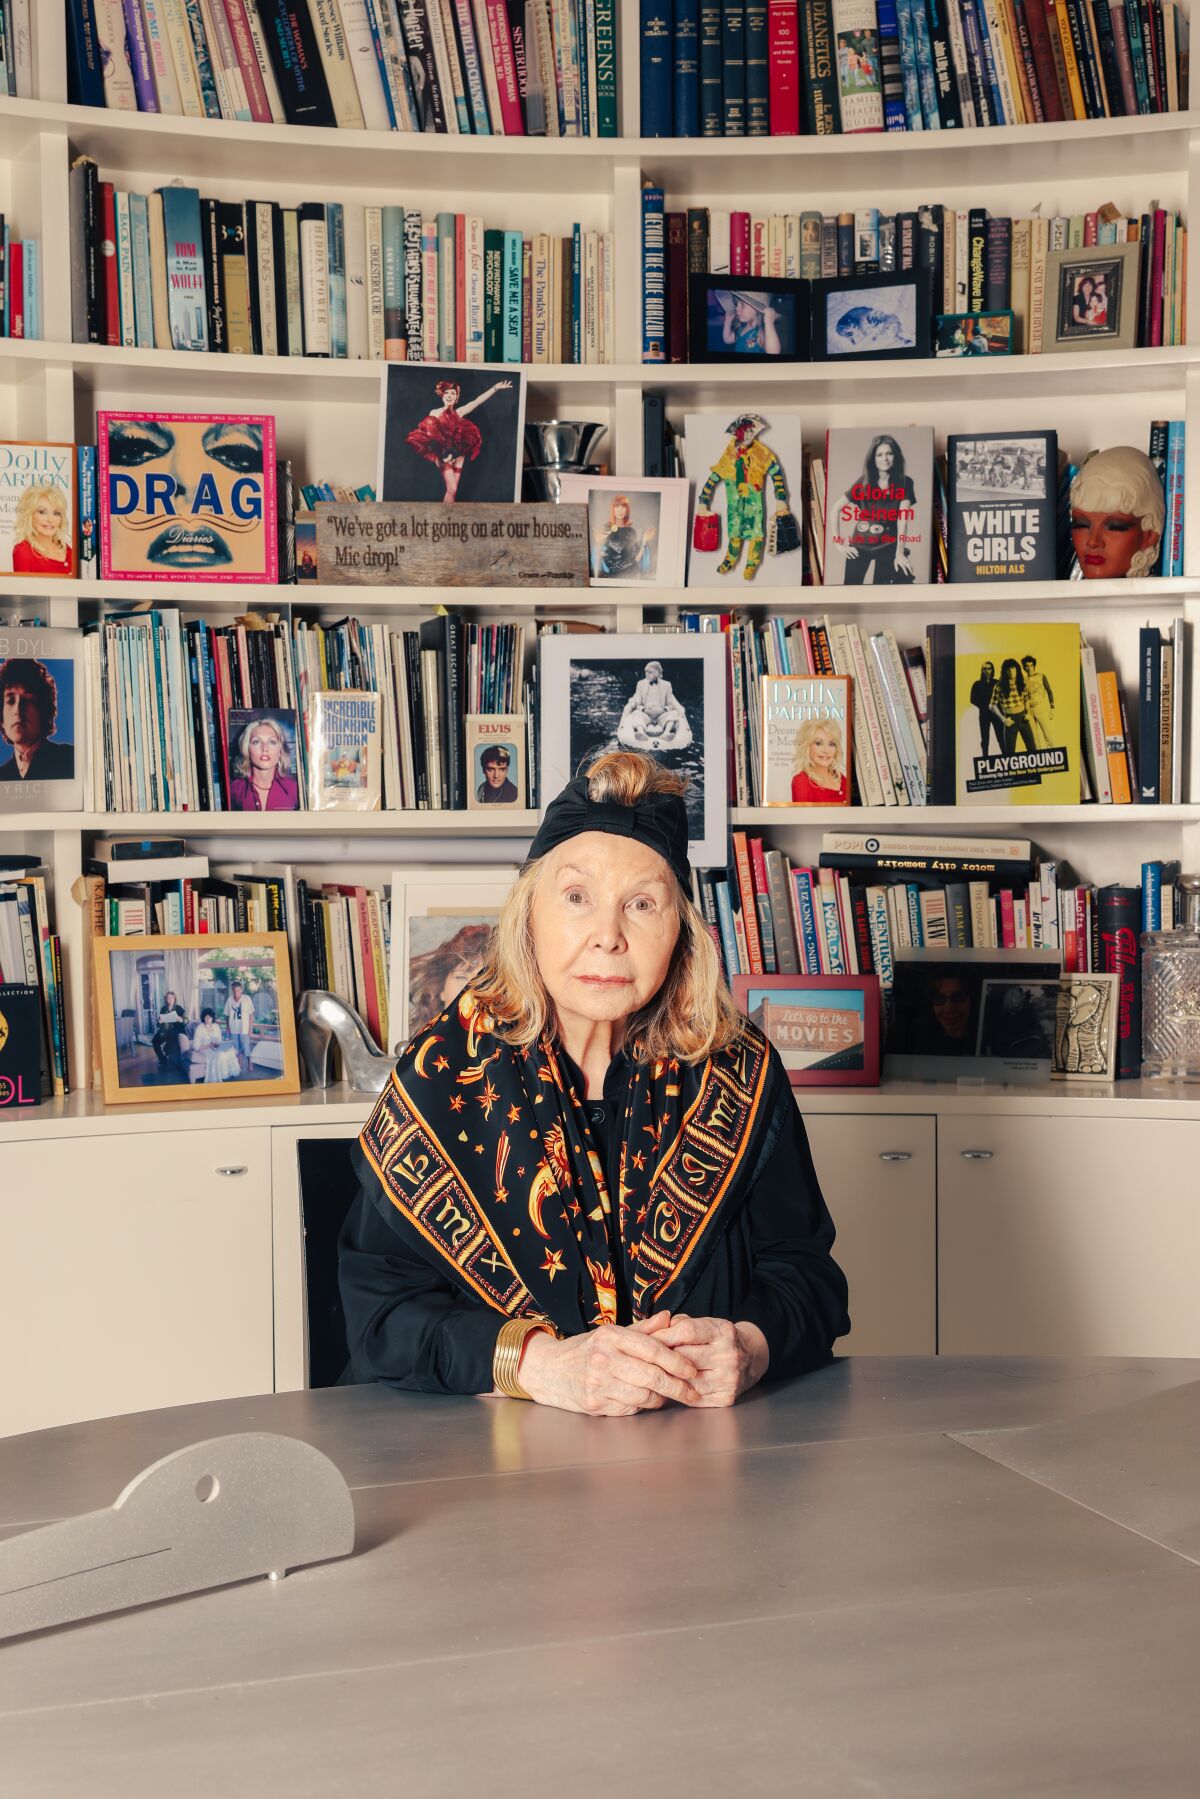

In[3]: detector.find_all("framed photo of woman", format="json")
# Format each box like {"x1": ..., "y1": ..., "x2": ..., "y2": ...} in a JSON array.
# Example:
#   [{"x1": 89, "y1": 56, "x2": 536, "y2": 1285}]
[
  {"x1": 388, "y1": 868, "x2": 519, "y2": 1050},
  {"x1": 554, "y1": 474, "x2": 689, "y2": 588},
  {"x1": 377, "y1": 364, "x2": 527, "y2": 504},
  {"x1": 1046, "y1": 245, "x2": 1140, "y2": 352}
]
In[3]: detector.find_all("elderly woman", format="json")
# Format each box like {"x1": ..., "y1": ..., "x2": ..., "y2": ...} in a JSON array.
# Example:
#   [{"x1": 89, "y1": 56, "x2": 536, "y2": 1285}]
[{"x1": 339, "y1": 753, "x2": 849, "y2": 1414}]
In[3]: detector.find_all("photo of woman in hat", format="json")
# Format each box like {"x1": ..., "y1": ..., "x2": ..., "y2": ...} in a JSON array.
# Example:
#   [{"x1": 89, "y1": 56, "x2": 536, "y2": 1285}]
[{"x1": 716, "y1": 290, "x2": 784, "y2": 356}]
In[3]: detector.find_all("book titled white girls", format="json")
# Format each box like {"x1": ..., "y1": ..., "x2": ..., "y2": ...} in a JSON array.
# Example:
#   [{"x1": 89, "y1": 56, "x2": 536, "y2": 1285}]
[
  {"x1": 97, "y1": 412, "x2": 278, "y2": 582},
  {"x1": 823, "y1": 426, "x2": 933, "y2": 586}
]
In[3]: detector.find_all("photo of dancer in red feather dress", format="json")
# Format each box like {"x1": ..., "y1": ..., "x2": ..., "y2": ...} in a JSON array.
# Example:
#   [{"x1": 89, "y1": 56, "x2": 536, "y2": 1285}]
[{"x1": 405, "y1": 377, "x2": 515, "y2": 502}]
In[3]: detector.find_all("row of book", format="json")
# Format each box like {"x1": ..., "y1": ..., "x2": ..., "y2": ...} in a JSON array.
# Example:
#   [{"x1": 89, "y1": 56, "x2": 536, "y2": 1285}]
[
  {"x1": 643, "y1": 188, "x2": 1186, "y2": 360},
  {"x1": 69, "y1": 162, "x2": 614, "y2": 364},
  {"x1": 0, "y1": 220, "x2": 40, "y2": 340},
  {"x1": 797, "y1": 421, "x2": 1185, "y2": 587},
  {"x1": 0, "y1": 3, "x2": 31, "y2": 97},
  {"x1": 723, "y1": 611, "x2": 1187, "y2": 809},
  {"x1": 640, "y1": 0, "x2": 1191, "y2": 137},
  {"x1": 67, "y1": 0, "x2": 617, "y2": 136},
  {"x1": 0, "y1": 858, "x2": 66, "y2": 1097}
]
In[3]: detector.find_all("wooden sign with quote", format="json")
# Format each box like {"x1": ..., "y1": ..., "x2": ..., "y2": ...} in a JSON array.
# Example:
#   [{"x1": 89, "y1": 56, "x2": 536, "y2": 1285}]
[{"x1": 315, "y1": 502, "x2": 591, "y2": 587}]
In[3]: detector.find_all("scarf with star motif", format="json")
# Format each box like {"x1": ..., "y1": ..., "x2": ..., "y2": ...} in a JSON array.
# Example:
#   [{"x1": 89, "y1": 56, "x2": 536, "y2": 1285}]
[{"x1": 354, "y1": 986, "x2": 780, "y2": 1336}]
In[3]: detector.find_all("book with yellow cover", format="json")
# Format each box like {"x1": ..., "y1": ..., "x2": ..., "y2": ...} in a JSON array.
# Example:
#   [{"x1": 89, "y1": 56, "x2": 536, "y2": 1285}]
[{"x1": 928, "y1": 620, "x2": 1081, "y2": 807}]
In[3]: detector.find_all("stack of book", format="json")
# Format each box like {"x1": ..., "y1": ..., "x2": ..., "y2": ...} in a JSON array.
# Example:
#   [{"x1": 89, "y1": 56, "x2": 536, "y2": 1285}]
[
  {"x1": 0, "y1": 856, "x2": 67, "y2": 1098},
  {"x1": 68, "y1": 0, "x2": 617, "y2": 135},
  {"x1": 0, "y1": 217, "x2": 40, "y2": 340},
  {"x1": 70, "y1": 163, "x2": 614, "y2": 364},
  {"x1": 641, "y1": 0, "x2": 1190, "y2": 137}
]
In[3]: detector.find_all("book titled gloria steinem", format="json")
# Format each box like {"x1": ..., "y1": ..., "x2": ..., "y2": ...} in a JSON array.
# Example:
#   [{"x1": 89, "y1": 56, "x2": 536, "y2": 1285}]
[{"x1": 98, "y1": 412, "x2": 278, "y2": 582}]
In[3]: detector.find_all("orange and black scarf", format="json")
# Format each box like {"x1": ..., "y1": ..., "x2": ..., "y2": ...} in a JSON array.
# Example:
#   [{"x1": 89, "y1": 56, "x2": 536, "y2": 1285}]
[{"x1": 356, "y1": 987, "x2": 780, "y2": 1335}]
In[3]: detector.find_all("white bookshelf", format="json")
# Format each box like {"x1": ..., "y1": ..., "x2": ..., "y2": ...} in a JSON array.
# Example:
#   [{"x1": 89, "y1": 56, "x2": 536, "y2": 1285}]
[{"x1": 2, "y1": 2, "x2": 1200, "y2": 1122}]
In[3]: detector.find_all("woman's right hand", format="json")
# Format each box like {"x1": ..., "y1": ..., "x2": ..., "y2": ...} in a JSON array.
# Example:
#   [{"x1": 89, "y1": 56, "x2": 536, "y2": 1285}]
[{"x1": 517, "y1": 1314, "x2": 703, "y2": 1415}]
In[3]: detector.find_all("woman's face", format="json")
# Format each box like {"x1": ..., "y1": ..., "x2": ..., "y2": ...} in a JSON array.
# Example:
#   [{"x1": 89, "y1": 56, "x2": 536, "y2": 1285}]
[
  {"x1": 247, "y1": 725, "x2": 282, "y2": 774},
  {"x1": 530, "y1": 833, "x2": 680, "y2": 1039},
  {"x1": 612, "y1": 500, "x2": 630, "y2": 526},
  {"x1": 442, "y1": 385, "x2": 460, "y2": 407},
  {"x1": 873, "y1": 442, "x2": 895, "y2": 475},
  {"x1": 809, "y1": 727, "x2": 838, "y2": 768},
  {"x1": 932, "y1": 980, "x2": 971, "y2": 1040},
  {"x1": 32, "y1": 497, "x2": 63, "y2": 542},
  {"x1": 1071, "y1": 506, "x2": 1153, "y2": 579}
]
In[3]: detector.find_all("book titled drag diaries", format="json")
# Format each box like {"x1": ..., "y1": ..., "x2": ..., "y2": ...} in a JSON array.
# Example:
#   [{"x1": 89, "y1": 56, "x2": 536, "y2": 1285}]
[
  {"x1": 823, "y1": 426, "x2": 933, "y2": 585},
  {"x1": 927, "y1": 619, "x2": 1080, "y2": 807},
  {"x1": 946, "y1": 431, "x2": 1057, "y2": 582},
  {"x1": 97, "y1": 413, "x2": 278, "y2": 582}
]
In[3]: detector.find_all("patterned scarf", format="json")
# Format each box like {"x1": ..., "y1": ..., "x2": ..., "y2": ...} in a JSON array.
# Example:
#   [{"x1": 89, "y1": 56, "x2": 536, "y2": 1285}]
[{"x1": 356, "y1": 987, "x2": 780, "y2": 1335}]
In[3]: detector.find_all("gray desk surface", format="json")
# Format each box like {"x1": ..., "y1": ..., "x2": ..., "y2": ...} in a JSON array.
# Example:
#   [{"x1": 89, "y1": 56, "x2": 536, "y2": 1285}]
[{"x1": 2, "y1": 1357, "x2": 1198, "y2": 1799}]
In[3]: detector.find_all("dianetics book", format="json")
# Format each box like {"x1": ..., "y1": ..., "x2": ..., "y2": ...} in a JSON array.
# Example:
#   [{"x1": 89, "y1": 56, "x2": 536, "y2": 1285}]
[{"x1": 97, "y1": 412, "x2": 278, "y2": 582}]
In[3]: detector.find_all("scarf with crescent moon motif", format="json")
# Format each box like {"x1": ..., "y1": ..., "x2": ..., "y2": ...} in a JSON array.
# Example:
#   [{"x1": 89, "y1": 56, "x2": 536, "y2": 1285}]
[{"x1": 355, "y1": 986, "x2": 780, "y2": 1336}]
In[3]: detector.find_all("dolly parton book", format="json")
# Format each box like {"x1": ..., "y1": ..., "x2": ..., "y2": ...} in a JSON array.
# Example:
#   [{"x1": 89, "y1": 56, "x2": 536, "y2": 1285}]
[
  {"x1": 0, "y1": 442, "x2": 77, "y2": 578},
  {"x1": 926, "y1": 620, "x2": 1081, "y2": 807},
  {"x1": 761, "y1": 675, "x2": 853, "y2": 806},
  {"x1": 97, "y1": 412, "x2": 278, "y2": 582}
]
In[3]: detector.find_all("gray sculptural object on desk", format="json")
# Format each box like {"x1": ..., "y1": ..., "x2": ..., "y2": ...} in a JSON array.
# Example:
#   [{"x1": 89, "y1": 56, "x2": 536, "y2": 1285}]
[
  {"x1": 0, "y1": 1433, "x2": 355, "y2": 1641},
  {"x1": 297, "y1": 989, "x2": 397, "y2": 1093}
]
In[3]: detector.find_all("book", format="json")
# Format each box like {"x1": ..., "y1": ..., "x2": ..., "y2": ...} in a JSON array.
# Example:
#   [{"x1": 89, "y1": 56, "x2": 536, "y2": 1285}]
[
  {"x1": 823, "y1": 426, "x2": 933, "y2": 585},
  {"x1": 0, "y1": 624, "x2": 84, "y2": 811},
  {"x1": 465, "y1": 713, "x2": 527, "y2": 807},
  {"x1": 761, "y1": 674, "x2": 853, "y2": 805},
  {"x1": 929, "y1": 618, "x2": 1081, "y2": 807},
  {"x1": 0, "y1": 442, "x2": 77, "y2": 577},
  {"x1": 946, "y1": 430, "x2": 1058, "y2": 582},
  {"x1": 97, "y1": 411, "x2": 278, "y2": 582},
  {"x1": 0, "y1": 983, "x2": 41, "y2": 1108},
  {"x1": 307, "y1": 691, "x2": 382, "y2": 811}
]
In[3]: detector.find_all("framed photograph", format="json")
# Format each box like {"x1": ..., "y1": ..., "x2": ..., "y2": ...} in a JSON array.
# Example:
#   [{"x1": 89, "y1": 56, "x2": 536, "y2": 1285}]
[
  {"x1": 1053, "y1": 972, "x2": 1120, "y2": 1081},
  {"x1": 732, "y1": 974, "x2": 881, "y2": 1086},
  {"x1": 688, "y1": 276, "x2": 811, "y2": 363},
  {"x1": 1045, "y1": 244, "x2": 1140, "y2": 352},
  {"x1": 0, "y1": 442, "x2": 76, "y2": 577},
  {"x1": 93, "y1": 933, "x2": 300, "y2": 1104},
  {"x1": 0, "y1": 625, "x2": 84, "y2": 812},
  {"x1": 226, "y1": 708, "x2": 300, "y2": 812},
  {"x1": 539, "y1": 633, "x2": 728, "y2": 867},
  {"x1": 884, "y1": 948, "x2": 1062, "y2": 1084},
  {"x1": 684, "y1": 410, "x2": 804, "y2": 590},
  {"x1": 934, "y1": 311, "x2": 1013, "y2": 357},
  {"x1": 811, "y1": 272, "x2": 931, "y2": 361},
  {"x1": 466, "y1": 715, "x2": 526, "y2": 810},
  {"x1": 388, "y1": 868, "x2": 518, "y2": 1051},
  {"x1": 377, "y1": 363, "x2": 527, "y2": 504},
  {"x1": 97, "y1": 412, "x2": 278, "y2": 582},
  {"x1": 555, "y1": 473, "x2": 689, "y2": 588},
  {"x1": 761, "y1": 674, "x2": 853, "y2": 806}
]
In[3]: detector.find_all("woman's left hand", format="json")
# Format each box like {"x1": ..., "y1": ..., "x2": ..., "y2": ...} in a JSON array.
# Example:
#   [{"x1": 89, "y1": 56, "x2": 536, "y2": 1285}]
[{"x1": 649, "y1": 1315, "x2": 769, "y2": 1406}]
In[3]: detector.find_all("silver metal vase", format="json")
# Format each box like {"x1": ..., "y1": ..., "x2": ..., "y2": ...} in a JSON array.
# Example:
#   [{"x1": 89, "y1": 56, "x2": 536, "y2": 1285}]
[{"x1": 296, "y1": 991, "x2": 396, "y2": 1095}]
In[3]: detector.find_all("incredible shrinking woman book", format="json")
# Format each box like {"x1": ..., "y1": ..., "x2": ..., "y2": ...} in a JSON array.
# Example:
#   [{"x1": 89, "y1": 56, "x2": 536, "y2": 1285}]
[{"x1": 97, "y1": 413, "x2": 278, "y2": 582}]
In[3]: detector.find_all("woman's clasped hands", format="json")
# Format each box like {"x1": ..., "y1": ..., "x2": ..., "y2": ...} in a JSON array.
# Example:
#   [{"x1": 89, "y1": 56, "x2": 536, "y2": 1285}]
[{"x1": 517, "y1": 1311, "x2": 769, "y2": 1416}]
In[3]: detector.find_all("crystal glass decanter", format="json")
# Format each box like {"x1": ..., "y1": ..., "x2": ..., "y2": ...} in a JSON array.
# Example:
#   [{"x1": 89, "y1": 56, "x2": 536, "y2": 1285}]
[{"x1": 1141, "y1": 875, "x2": 1200, "y2": 1082}]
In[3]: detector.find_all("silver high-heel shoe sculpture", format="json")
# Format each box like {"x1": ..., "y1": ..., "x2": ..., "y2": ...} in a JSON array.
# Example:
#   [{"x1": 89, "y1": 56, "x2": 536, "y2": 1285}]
[{"x1": 296, "y1": 991, "x2": 396, "y2": 1095}]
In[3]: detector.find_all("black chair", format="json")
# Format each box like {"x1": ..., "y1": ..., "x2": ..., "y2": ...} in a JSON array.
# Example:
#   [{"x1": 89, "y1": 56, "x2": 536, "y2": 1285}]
[{"x1": 297, "y1": 1137, "x2": 359, "y2": 1388}]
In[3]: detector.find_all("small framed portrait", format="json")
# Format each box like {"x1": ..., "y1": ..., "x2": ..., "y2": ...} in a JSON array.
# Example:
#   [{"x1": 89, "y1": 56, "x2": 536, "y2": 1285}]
[
  {"x1": 555, "y1": 473, "x2": 689, "y2": 588},
  {"x1": 688, "y1": 275, "x2": 811, "y2": 363},
  {"x1": 539, "y1": 632, "x2": 727, "y2": 866},
  {"x1": 1046, "y1": 245, "x2": 1140, "y2": 352},
  {"x1": 377, "y1": 362, "x2": 527, "y2": 504},
  {"x1": 934, "y1": 311, "x2": 1013, "y2": 357},
  {"x1": 760, "y1": 674, "x2": 853, "y2": 806},
  {"x1": 466, "y1": 715, "x2": 526, "y2": 809},
  {"x1": 884, "y1": 948, "x2": 1062, "y2": 1083},
  {"x1": 732, "y1": 974, "x2": 881, "y2": 1087},
  {"x1": 388, "y1": 868, "x2": 518, "y2": 1051},
  {"x1": 1053, "y1": 972, "x2": 1120, "y2": 1081},
  {"x1": 225, "y1": 708, "x2": 301, "y2": 812},
  {"x1": 92, "y1": 933, "x2": 300, "y2": 1104},
  {"x1": 0, "y1": 625, "x2": 84, "y2": 813},
  {"x1": 811, "y1": 272, "x2": 931, "y2": 361}
]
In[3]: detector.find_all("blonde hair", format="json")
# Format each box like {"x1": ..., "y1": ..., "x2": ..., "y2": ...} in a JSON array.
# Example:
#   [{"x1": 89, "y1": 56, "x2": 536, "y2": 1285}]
[
  {"x1": 793, "y1": 716, "x2": 846, "y2": 780},
  {"x1": 470, "y1": 751, "x2": 744, "y2": 1064},
  {"x1": 231, "y1": 714, "x2": 295, "y2": 780},
  {"x1": 1070, "y1": 448, "x2": 1165, "y2": 580},
  {"x1": 15, "y1": 483, "x2": 69, "y2": 553}
]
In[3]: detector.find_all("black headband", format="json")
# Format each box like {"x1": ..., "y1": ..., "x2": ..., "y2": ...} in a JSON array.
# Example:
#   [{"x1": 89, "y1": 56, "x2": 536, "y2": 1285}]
[{"x1": 525, "y1": 774, "x2": 692, "y2": 890}]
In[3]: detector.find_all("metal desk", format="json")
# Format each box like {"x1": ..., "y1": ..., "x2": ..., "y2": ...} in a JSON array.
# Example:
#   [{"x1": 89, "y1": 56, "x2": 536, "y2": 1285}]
[{"x1": 2, "y1": 1357, "x2": 1198, "y2": 1798}]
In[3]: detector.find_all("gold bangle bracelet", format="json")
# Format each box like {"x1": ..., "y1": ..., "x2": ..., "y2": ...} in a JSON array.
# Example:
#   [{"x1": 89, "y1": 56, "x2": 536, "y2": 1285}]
[{"x1": 493, "y1": 1317, "x2": 554, "y2": 1400}]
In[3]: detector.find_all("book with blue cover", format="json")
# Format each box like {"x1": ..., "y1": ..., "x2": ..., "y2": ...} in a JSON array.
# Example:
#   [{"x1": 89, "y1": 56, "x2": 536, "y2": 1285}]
[{"x1": 157, "y1": 185, "x2": 208, "y2": 353}]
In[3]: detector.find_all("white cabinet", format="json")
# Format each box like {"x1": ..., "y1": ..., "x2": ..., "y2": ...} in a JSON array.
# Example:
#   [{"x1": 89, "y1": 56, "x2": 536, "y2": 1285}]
[
  {"x1": 0, "y1": 1128, "x2": 273, "y2": 1436},
  {"x1": 803, "y1": 1112, "x2": 936, "y2": 1355},
  {"x1": 938, "y1": 1114, "x2": 1200, "y2": 1358}
]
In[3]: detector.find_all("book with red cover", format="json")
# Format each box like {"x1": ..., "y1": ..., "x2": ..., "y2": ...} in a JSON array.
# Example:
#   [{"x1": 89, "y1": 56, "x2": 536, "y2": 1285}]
[
  {"x1": 485, "y1": 0, "x2": 527, "y2": 132},
  {"x1": 1150, "y1": 208, "x2": 1167, "y2": 346},
  {"x1": 767, "y1": 0, "x2": 802, "y2": 131},
  {"x1": 100, "y1": 181, "x2": 120, "y2": 348},
  {"x1": 455, "y1": 215, "x2": 467, "y2": 361},
  {"x1": 8, "y1": 244, "x2": 23, "y2": 338},
  {"x1": 666, "y1": 212, "x2": 688, "y2": 362},
  {"x1": 731, "y1": 831, "x2": 764, "y2": 974},
  {"x1": 730, "y1": 211, "x2": 751, "y2": 275},
  {"x1": 1098, "y1": 885, "x2": 1141, "y2": 1077},
  {"x1": 1022, "y1": 0, "x2": 1067, "y2": 115}
]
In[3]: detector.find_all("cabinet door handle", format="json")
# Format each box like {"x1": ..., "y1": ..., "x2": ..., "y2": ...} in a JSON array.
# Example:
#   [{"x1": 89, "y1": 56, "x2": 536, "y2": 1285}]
[
  {"x1": 878, "y1": 1151, "x2": 912, "y2": 1162},
  {"x1": 215, "y1": 1165, "x2": 248, "y2": 1177},
  {"x1": 960, "y1": 1149, "x2": 994, "y2": 1161}
]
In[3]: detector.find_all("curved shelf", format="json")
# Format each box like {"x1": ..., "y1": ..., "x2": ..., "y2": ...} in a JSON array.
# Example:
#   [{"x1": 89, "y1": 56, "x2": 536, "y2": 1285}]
[{"x1": 1, "y1": 97, "x2": 1195, "y2": 197}]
